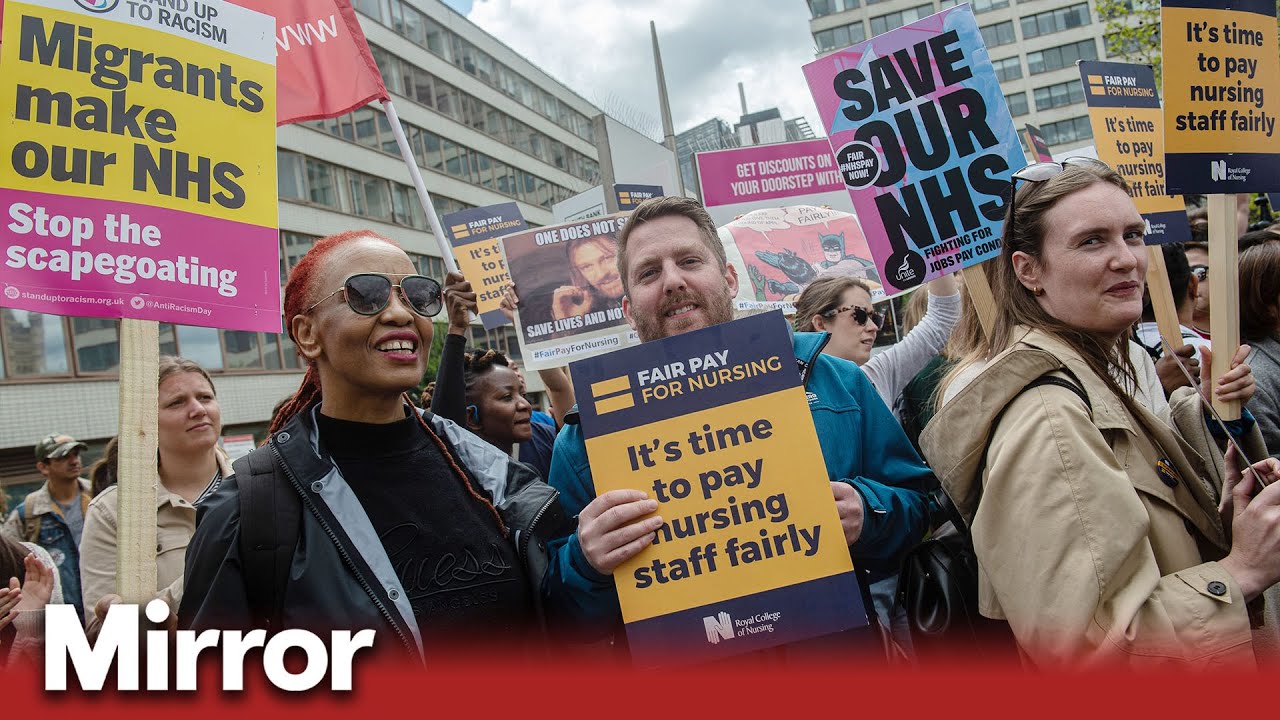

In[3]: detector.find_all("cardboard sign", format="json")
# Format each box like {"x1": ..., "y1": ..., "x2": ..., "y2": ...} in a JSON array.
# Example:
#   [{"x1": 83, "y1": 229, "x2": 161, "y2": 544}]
[
  {"x1": 1162, "y1": 0, "x2": 1280, "y2": 193},
  {"x1": 614, "y1": 183, "x2": 662, "y2": 211},
  {"x1": 1078, "y1": 61, "x2": 1191, "y2": 245},
  {"x1": 695, "y1": 139, "x2": 854, "y2": 226},
  {"x1": 570, "y1": 311, "x2": 863, "y2": 665},
  {"x1": 0, "y1": 0, "x2": 279, "y2": 332},
  {"x1": 803, "y1": 5, "x2": 1026, "y2": 297},
  {"x1": 503, "y1": 213, "x2": 637, "y2": 369},
  {"x1": 441, "y1": 202, "x2": 526, "y2": 330},
  {"x1": 720, "y1": 205, "x2": 882, "y2": 314},
  {"x1": 1023, "y1": 123, "x2": 1053, "y2": 162}
]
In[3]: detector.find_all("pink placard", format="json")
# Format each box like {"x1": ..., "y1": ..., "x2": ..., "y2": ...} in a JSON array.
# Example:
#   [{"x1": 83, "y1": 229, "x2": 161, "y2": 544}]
[
  {"x1": 696, "y1": 139, "x2": 845, "y2": 209},
  {"x1": 2, "y1": 190, "x2": 281, "y2": 333}
]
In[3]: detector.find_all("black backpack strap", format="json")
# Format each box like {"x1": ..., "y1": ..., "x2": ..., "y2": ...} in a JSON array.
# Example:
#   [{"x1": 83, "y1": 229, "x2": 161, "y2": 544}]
[{"x1": 235, "y1": 445, "x2": 301, "y2": 631}]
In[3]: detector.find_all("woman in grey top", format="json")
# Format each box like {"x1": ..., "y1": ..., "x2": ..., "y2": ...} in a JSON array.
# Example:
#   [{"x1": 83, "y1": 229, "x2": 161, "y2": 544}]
[{"x1": 1240, "y1": 240, "x2": 1280, "y2": 455}]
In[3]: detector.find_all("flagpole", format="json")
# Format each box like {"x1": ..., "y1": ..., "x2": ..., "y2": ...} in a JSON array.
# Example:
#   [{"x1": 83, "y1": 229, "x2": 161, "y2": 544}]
[{"x1": 382, "y1": 98, "x2": 459, "y2": 275}]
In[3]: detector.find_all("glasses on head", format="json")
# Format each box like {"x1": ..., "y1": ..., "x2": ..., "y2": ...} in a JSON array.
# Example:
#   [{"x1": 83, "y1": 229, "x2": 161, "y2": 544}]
[
  {"x1": 1189, "y1": 264, "x2": 1208, "y2": 282},
  {"x1": 305, "y1": 273, "x2": 443, "y2": 317},
  {"x1": 824, "y1": 304, "x2": 884, "y2": 327},
  {"x1": 1007, "y1": 157, "x2": 1114, "y2": 248}
]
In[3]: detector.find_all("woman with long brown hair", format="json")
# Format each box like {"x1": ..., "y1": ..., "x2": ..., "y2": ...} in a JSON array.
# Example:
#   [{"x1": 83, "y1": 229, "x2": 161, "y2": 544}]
[
  {"x1": 921, "y1": 159, "x2": 1280, "y2": 667},
  {"x1": 179, "y1": 231, "x2": 573, "y2": 660},
  {"x1": 79, "y1": 356, "x2": 230, "y2": 635}
]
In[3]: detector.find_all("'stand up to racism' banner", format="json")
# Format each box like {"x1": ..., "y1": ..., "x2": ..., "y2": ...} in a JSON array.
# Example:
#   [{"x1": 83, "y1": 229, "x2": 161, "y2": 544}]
[
  {"x1": 1162, "y1": 0, "x2": 1280, "y2": 194},
  {"x1": 1078, "y1": 61, "x2": 1190, "y2": 245},
  {"x1": 570, "y1": 312, "x2": 864, "y2": 666},
  {"x1": 804, "y1": 5, "x2": 1025, "y2": 297},
  {"x1": 442, "y1": 202, "x2": 526, "y2": 330},
  {"x1": 0, "y1": 0, "x2": 279, "y2": 332},
  {"x1": 504, "y1": 213, "x2": 637, "y2": 370}
]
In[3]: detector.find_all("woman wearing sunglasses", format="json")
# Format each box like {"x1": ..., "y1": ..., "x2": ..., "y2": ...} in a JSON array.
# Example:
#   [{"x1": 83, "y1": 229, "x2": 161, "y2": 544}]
[
  {"x1": 794, "y1": 274, "x2": 960, "y2": 413},
  {"x1": 180, "y1": 231, "x2": 572, "y2": 659},
  {"x1": 921, "y1": 159, "x2": 1280, "y2": 668}
]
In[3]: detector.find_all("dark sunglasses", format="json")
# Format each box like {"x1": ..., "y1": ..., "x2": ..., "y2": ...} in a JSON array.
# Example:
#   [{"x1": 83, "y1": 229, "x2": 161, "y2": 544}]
[
  {"x1": 1189, "y1": 264, "x2": 1208, "y2": 281},
  {"x1": 824, "y1": 304, "x2": 884, "y2": 327},
  {"x1": 1008, "y1": 157, "x2": 1114, "y2": 243},
  {"x1": 305, "y1": 273, "x2": 443, "y2": 317}
]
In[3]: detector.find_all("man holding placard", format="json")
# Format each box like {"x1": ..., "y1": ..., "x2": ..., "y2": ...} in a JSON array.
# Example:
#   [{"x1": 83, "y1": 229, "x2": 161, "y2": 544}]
[{"x1": 548, "y1": 196, "x2": 932, "y2": 658}]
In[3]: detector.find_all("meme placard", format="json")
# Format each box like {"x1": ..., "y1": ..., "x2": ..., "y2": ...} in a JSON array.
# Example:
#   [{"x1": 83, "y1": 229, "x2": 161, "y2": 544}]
[
  {"x1": 503, "y1": 213, "x2": 637, "y2": 370},
  {"x1": 570, "y1": 311, "x2": 864, "y2": 665}
]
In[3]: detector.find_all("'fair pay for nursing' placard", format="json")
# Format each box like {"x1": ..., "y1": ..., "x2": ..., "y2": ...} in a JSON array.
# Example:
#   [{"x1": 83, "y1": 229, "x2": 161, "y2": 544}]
[{"x1": 569, "y1": 312, "x2": 864, "y2": 666}]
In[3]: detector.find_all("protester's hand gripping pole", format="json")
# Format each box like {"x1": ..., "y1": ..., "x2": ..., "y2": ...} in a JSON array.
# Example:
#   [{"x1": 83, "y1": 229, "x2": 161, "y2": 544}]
[{"x1": 383, "y1": 98, "x2": 459, "y2": 275}]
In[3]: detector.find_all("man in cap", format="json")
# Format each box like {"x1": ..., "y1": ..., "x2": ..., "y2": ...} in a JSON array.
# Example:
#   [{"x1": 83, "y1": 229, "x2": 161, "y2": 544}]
[{"x1": 2, "y1": 433, "x2": 93, "y2": 619}]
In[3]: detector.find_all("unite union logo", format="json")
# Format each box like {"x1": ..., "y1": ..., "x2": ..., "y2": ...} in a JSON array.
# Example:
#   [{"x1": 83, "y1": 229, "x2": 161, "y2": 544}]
[{"x1": 75, "y1": 0, "x2": 121, "y2": 12}]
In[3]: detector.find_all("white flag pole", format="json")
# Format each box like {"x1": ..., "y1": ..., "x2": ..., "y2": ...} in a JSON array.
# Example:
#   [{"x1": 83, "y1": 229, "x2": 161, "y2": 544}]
[{"x1": 382, "y1": 97, "x2": 459, "y2": 275}]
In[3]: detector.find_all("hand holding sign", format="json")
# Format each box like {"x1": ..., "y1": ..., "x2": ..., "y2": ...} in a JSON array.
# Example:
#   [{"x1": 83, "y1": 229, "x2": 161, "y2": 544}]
[
  {"x1": 578, "y1": 490, "x2": 664, "y2": 574},
  {"x1": 1199, "y1": 345, "x2": 1256, "y2": 405},
  {"x1": 830, "y1": 481, "x2": 865, "y2": 545},
  {"x1": 442, "y1": 271, "x2": 478, "y2": 335}
]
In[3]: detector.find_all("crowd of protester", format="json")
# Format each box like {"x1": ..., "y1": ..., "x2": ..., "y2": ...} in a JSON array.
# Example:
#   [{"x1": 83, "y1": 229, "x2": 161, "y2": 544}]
[{"x1": 6, "y1": 172, "x2": 1280, "y2": 671}]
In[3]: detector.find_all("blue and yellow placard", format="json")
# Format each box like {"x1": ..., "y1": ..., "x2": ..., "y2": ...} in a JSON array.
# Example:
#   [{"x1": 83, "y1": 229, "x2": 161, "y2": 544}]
[
  {"x1": 570, "y1": 311, "x2": 864, "y2": 665},
  {"x1": 441, "y1": 202, "x2": 527, "y2": 329},
  {"x1": 614, "y1": 183, "x2": 663, "y2": 211}
]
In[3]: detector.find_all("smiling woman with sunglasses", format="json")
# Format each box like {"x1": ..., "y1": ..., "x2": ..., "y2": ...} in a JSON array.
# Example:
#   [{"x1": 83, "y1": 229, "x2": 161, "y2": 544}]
[
  {"x1": 180, "y1": 231, "x2": 576, "y2": 660},
  {"x1": 920, "y1": 159, "x2": 1280, "y2": 668},
  {"x1": 794, "y1": 273, "x2": 961, "y2": 413}
]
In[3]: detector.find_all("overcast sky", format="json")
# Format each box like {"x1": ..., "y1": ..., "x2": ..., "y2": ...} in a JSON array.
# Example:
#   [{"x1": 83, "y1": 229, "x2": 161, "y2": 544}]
[{"x1": 448, "y1": 0, "x2": 826, "y2": 140}]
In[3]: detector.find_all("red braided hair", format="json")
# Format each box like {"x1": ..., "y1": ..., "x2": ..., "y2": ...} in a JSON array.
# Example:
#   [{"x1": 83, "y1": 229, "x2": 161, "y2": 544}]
[{"x1": 272, "y1": 231, "x2": 508, "y2": 536}]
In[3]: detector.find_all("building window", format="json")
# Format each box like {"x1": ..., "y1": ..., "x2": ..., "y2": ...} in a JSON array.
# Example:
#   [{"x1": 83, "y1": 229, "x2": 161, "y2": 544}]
[
  {"x1": 815, "y1": 22, "x2": 866, "y2": 51},
  {"x1": 1027, "y1": 39, "x2": 1098, "y2": 75},
  {"x1": 810, "y1": 0, "x2": 859, "y2": 13},
  {"x1": 942, "y1": 0, "x2": 1008, "y2": 11},
  {"x1": 70, "y1": 318, "x2": 119, "y2": 374},
  {"x1": 1, "y1": 310, "x2": 69, "y2": 377},
  {"x1": 175, "y1": 326, "x2": 222, "y2": 370},
  {"x1": 1021, "y1": 4, "x2": 1091, "y2": 40},
  {"x1": 222, "y1": 330, "x2": 263, "y2": 370},
  {"x1": 871, "y1": 4, "x2": 933, "y2": 36},
  {"x1": 991, "y1": 56, "x2": 1023, "y2": 82},
  {"x1": 980, "y1": 21, "x2": 1017, "y2": 49},
  {"x1": 1041, "y1": 115, "x2": 1093, "y2": 145},
  {"x1": 1106, "y1": 28, "x2": 1158, "y2": 57},
  {"x1": 1004, "y1": 91, "x2": 1028, "y2": 117},
  {"x1": 278, "y1": 151, "x2": 307, "y2": 201},
  {"x1": 305, "y1": 158, "x2": 342, "y2": 208},
  {"x1": 1034, "y1": 80, "x2": 1087, "y2": 111}
]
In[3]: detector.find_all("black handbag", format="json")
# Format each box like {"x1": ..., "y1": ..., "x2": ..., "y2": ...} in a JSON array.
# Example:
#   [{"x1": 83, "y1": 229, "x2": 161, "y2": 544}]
[{"x1": 894, "y1": 488, "x2": 1015, "y2": 659}]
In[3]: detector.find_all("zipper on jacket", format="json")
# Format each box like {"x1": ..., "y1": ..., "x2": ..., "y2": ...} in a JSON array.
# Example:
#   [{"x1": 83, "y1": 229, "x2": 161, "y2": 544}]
[
  {"x1": 268, "y1": 442, "x2": 418, "y2": 658},
  {"x1": 518, "y1": 488, "x2": 560, "y2": 565},
  {"x1": 797, "y1": 332, "x2": 831, "y2": 389}
]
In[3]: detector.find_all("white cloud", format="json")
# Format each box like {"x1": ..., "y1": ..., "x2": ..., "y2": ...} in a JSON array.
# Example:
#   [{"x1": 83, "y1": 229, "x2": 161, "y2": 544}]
[{"x1": 466, "y1": 0, "x2": 825, "y2": 139}]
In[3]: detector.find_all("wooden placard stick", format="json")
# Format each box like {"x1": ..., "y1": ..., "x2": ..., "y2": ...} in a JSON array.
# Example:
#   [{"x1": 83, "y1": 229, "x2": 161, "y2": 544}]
[
  {"x1": 1144, "y1": 246, "x2": 1183, "y2": 351},
  {"x1": 115, "y1": 318, "x2": 159, "y2": 604},
  {"x1": 962, "y1": 263, "x2": 996, "y2": 336},
  {"x1": 1208, "y1": 194, "x2": 1240, "y2": 420}
]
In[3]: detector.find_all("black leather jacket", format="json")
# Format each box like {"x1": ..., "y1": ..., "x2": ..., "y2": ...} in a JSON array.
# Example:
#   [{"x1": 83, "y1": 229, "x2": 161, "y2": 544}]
[{"x1": 178, "y1": 406, "x2": 570, "y2": 660}]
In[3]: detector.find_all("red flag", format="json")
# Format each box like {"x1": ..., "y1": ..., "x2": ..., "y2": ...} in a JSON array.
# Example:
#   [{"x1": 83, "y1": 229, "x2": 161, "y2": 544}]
[{"x1": 231, "y1": 0, "x2": 388, "y2": 126}]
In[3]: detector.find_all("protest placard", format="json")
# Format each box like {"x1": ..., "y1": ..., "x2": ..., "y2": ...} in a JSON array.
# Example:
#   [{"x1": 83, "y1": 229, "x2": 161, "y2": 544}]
[
  {"x1": 803, "y1": 5, "x2": 1026, "y2": 298},
  {"x1": 504, "y1": 213, "x2": 637, "y2": 370},
  {"x1": 0, "y1": 0, "x2": 279, "y2": 332},
  {"x1": 1078, "y1": 61, "x2": 1190, "y2": 246},
  {"x1": 695, "y1": 138, "x2": 853, "y2": 226},
  {"x1": 570, "y1": 311, "x2": 863, "y2": 665},
  {"x1": 442, "y1": 202, "x2": 527, "y2": 329},
  {"x1": 721, "y1": 204, "x2": 881, "y2": 314},
  {"x1": 1162, "y1": 0, "x2": 1280, "y2": 194},
  {"x1": 615, "y1": 183, "x2": 663, "y2": 211},
  {"x1": 1023, "y1": 124, "x2": 1053, "y2": 162}
]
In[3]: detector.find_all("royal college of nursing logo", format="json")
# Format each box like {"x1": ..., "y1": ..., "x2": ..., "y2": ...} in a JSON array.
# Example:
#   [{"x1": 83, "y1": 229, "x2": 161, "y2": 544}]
[
  {"x1": 76, "y1": 0, "x2": 121, "y2": 13},
  {"x1": 703, "y1": 612, "x2": 734, "y2": 645}
]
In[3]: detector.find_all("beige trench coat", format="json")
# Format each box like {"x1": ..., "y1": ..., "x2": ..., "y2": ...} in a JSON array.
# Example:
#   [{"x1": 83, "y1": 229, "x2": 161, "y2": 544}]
[{"x1": 921, "y1": 328, "x2": 1257, "y2": 668}]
